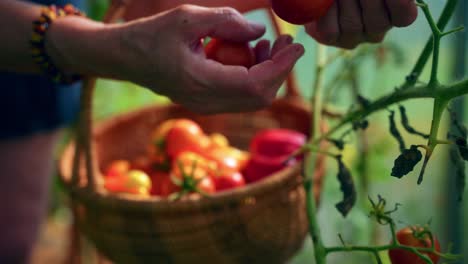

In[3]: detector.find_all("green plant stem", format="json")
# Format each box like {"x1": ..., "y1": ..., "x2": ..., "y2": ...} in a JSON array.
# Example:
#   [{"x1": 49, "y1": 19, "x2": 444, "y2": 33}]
[
  {"x1": 326, "y1": 244, "x2": 435, "y2": 264},
  {"x1": 416, "y1": 0, "x2": 443, "y2": 87},
  {"x1": 305, "y1": 79, "x2": 468, "y2": 147},
  {"x1": 427, "y1": 99, "x2": 450, "y2": 150},
  {"x1": 306, "y1": 44, "x2": 328, "y2": 264},
  {"x1": 402, "y1": 0, "x2": 459, "y2": 89}
]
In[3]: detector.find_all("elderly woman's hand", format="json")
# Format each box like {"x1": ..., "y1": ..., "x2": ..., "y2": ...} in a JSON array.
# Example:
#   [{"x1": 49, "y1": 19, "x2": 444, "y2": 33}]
[
  {"x1": 49, "y1": 5, "x2": 302, "y2": 114},
  {"x1": 305, "y1": 0, "x2": 418, "y2": 49},
  {"x1": 117, "y1": 5, "x2": 303, "y2": 114}
]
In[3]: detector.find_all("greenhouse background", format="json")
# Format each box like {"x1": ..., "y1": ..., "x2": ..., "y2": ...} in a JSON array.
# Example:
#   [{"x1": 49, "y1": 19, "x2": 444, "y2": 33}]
[{"x1": 31, "y1": 1, "x2": 467, "y2": 263}]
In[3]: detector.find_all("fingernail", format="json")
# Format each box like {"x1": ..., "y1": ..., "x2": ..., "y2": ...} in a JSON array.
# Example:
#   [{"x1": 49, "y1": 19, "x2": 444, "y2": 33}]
[
  {"x1": 284, "y1": 35, "x2": 293, "y2": 44},
  {"x1": 248, "y1": 21, "x2": 266, "y2": 31},
  {"x1": 295, "y1": 45, "x2": 305, "y2": 56}
]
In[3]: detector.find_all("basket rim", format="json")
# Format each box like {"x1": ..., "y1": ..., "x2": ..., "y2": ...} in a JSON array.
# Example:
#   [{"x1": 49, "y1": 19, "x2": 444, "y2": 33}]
[{"x1": 58, "y1": 103, "x2": 306, "y2": 213}]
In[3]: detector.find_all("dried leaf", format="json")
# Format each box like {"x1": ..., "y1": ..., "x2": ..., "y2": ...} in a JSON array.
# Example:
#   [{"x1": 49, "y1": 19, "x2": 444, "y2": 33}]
[
  {"x1": 335, "y1": 156, "x2": 357, "y2": 217},
  {"x1": 391, "y1": 145, "x2": 423, "y2": 178},
  {"x1": 449, "y1": 147, "x2": 466, "y2": 202},
  {"x1": 327, "y1": 138, "x2": 345, "y2": 150},
  {"x1": 455, "y1": 137, "x2": 468, "y2": 161},
  {"x1": 399, "y1": 105, "x2": 429, "y2": 139},
  {"x1": 389, "y1": 110, "x2": 406, "y2": 152}
]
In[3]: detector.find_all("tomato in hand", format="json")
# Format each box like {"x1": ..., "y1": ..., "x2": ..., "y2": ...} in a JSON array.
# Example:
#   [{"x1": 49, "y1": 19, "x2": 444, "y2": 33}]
[
  {"x1": 389, "y1": 226, "x2": 441, "y2": 264},
  {"x1": 213, "y1": 171, "x2": 246, "y2": 192},
  {"x1": 270, "y1": 0, "x2": 334, "y2": 25},
  {"x1": 250, "y1": 129, "x2": 306, "y2": 158},
  {"x1": 205, "y1": 38, "x2": 255, "y2": 68},
  {"x1": 165, "y1": 119, "x2": 209, "y2": 158}
]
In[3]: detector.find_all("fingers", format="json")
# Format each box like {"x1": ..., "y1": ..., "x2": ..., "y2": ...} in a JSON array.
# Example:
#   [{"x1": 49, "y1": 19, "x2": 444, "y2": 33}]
[
  {"x1": 306, "y1": 0, "x2": 417, "y2": 49},
  {"x1": 359, "y1": 0, "x2": 391, "y2": 42},
  {"x1": 249, "y1": 43, "x2": 304, "y2": 96},
  {"x1": 305, "y1": 2, "x2": 339, "y2": 46},
  {"x1": 271, "y1": 35, "x2": 293, "y2": 57},
  {"x1": 254, "y1": 40, "x2": 271, "y2": 64},
  {"x1": 175, "y1": 5, "x2": 266, "y2": 42},
  {"x1": 183, "y1": 41, "x2": 304, "y2": 113},
  {"x1": 385, "y1": 0, "x2": 418, "y2": 27}
]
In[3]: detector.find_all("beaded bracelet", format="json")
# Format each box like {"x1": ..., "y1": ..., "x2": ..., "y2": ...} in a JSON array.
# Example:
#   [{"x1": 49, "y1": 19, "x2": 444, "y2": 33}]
[{"x1": 30, "y1": 4, "x2": 85, "y2": 84}]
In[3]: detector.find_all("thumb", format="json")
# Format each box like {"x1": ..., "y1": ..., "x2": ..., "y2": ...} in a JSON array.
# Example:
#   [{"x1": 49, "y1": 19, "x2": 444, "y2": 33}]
[{"x1": 182, "y1": 5, "x2": 266, "y2": 42}]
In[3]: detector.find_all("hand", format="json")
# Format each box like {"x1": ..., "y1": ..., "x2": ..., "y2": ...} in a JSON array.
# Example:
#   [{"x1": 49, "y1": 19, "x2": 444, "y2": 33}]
[
  {"x1": 122, "y1": 0, "x2": 269, "y2": 20},
  {"x1": 115, "y1": 5, "x2": 304, "y2": 113},
  {"x1": 305, "y1": 0, "x2": 418, "y2": 49}
]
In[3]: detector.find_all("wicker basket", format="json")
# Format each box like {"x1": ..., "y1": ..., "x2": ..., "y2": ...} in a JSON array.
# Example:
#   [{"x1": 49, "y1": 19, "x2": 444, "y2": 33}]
[
  {"x1": 59, "y1": 98, "x2": 326, "y2": 264},
  {"x1": 57, "y1": 3, "x2": 326, "y2": 263}
]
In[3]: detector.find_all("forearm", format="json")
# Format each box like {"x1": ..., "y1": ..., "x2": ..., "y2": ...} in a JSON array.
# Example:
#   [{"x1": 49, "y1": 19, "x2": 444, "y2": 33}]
[
  {"x1": 156, "y1": 0, "x2": 269, "y2": 12},
  {"x1": 0, "y1": 0, "x2": 125, "y2": 79},
  {"x1": 0, "y1": 0, "x2": 43, "y2": 73},
  {"x1": 124, "y1": 0, "x2": 269, "y2": 20}
]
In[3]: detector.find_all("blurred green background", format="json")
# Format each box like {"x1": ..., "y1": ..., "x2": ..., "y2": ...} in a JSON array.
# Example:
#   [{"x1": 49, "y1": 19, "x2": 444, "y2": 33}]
[{"x1": 51, "y1": 1, "x2": 468, "y2": 263}]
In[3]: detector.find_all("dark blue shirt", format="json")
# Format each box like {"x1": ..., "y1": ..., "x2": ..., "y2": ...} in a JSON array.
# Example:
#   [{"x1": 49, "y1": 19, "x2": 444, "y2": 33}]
[{"x1": 0, "y1": 0, "x2": 85, "y2": 139}]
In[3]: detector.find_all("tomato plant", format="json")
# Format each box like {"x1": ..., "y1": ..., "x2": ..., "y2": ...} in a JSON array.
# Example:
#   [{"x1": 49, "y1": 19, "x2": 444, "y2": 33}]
[
  {"x1": 204, "y1": 38, "x2": 255, "y2": 68},
  {"x1": 270, "y1": 0, "x2": 334, "y2": 25},
  {"x1": 389, "y1": 226, "x2": 441, "y2": 264}
]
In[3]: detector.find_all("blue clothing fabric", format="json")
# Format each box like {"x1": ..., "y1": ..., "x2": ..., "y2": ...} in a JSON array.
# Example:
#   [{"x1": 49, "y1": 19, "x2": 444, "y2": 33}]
[{"x1": 0, "y1": 0, "x2": 85, "y2": 139}]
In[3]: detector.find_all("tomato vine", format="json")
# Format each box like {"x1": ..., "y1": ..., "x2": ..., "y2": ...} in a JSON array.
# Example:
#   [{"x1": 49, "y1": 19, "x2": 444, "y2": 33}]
[{"x1": 299, "y1": 0, "x2": 466, "y2": 263}]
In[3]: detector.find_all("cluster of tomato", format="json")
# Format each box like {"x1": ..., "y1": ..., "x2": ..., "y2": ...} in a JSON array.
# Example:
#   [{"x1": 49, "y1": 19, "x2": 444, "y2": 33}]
[{"x1": 103, "y1": 119, "x2": 305, "y2": 199}]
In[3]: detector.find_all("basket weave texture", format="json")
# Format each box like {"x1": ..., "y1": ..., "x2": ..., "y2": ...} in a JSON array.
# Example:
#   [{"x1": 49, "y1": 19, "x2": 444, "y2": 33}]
[{"x1": 59, "y1": 98, "x2": 325, "y2": 264}]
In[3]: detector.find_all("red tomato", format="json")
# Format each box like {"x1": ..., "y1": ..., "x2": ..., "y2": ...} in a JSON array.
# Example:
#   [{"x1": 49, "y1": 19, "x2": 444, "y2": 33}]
[
  {"x1": 165, "y1": 119, "x2": 209, "y2": 158},
  {"x1": 205, "y1": 38, "x2": 255, "y2": 68},
  {"x1": 172, "y1": 151, "x2": 217, "y2": 177},
  {"x1": 205, "y1": 147, "x2": 244, "y2": 173},
  {"x1": 197, "y1": 177, "x2": 216, "y2": 194},
  {"x1": 149, "y1": 171, "x2": 169, "y2": 196},
  {"x1": 250, "y1": 129, "x2": 306, "y2": 158},
  {"x1": 104, "y1": 160, "x2": 130, "y2": 178},
  {"x1": 159, "y1": 174, "x2": 181, "y2": 197},
  {"x1": 159, "y1": 151, "x2": 217, "y2": 197},
  {"x1": 148, "y1": 119, "x2": 175, "y2": 165},
  {"x1": 389, "y1": 226, "x2": 441, "y2": 264},
  {"x1": 242, "y1": 154, "x2": 296, "y2": 183},
  {"x1": 131, "y1": 156, "x2": 153, "y2": 175},
  {"x1": 208, "y1": 133, "x2": 229, "y2": 149},
  {"x1": 270, "y1": 0, "x2": 334, "y2": 25},
  {"x1": 213, "y1": 171, "x2": 246, "y2": 192},
  {"x1": 159, "y1": 171, "x2": 216, "y2": 197},
  {"x1": 104, "y1": 170, "x2": 152, "y2": 196}
]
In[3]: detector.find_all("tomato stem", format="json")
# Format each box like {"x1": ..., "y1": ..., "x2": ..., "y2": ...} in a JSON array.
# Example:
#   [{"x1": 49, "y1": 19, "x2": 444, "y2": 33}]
[{"x1": 401, "y1": 0, "x2": 459, "y2": 89}]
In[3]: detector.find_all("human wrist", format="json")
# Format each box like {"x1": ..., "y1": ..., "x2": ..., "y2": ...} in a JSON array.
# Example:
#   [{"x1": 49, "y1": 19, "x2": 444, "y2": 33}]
[{"x1": 45, "y1": 15, "x2": 127, "y2": 80}]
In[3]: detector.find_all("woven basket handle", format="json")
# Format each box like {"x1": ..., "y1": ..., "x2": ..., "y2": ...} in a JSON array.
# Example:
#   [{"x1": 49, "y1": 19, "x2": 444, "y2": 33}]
[
  {"x1": 71, "y1": 5, "x2": 302, "y2": 190},
  {"x1": 71, "y1": 0, "x2": 130, "y2": 190}
]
